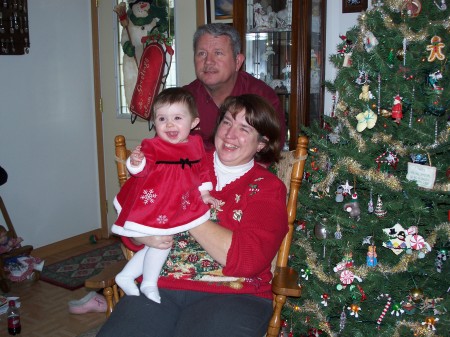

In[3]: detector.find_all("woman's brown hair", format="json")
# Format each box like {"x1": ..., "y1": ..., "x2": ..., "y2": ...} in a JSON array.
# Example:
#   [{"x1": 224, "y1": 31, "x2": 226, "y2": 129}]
[{"x1": 217, "y1": 94, "x2": 281, "y2": 163}]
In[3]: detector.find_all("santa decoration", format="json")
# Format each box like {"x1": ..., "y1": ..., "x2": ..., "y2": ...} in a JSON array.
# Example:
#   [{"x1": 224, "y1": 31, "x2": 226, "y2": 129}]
[{"x1": 391, "y1": 94, "x2": 403, "y2": 123}]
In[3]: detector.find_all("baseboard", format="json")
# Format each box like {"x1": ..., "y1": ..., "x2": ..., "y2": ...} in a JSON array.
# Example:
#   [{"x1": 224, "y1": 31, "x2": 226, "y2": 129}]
[{"x1": 32, "y1": 229, "x2": 105, "y2": 259}]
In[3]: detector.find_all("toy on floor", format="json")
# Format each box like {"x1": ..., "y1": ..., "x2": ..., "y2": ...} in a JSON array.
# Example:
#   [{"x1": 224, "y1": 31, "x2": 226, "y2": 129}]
[{"x1": 0, "y1": 225, "x2": 22, "y2": 254}]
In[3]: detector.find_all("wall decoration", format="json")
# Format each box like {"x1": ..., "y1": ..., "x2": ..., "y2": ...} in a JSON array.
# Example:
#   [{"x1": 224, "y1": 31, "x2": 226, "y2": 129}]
[
  {"x1": 342, "y1": 0, "x2": 368, "y2": 13},
  {"x1": 207, "y1": 0, "x2": 233, "y2": 24},
  {"x1": 0, "y1": 0, "x2": 29, "y2": 55}
]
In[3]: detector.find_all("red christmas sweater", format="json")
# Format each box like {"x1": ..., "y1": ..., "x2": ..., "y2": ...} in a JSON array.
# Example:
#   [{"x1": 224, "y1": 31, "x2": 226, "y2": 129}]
[{"x1": 122, "y1": 151, "x2": 288, "y2": 299}]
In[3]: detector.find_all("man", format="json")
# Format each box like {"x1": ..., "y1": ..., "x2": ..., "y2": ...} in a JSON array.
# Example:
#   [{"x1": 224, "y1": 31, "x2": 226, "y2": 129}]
[{"x1": 184, "y1": 23, "x2": 286, "y2": 151}]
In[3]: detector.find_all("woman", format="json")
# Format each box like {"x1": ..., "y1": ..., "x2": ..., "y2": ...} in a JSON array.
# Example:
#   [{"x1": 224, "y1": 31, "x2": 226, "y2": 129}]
[{"x1": 97, "y1": 94, "x2": 288, "y2": 337}]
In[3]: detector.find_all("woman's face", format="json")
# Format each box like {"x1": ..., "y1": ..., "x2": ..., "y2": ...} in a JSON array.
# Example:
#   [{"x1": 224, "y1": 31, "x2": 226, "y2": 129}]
[{"x1": 214, "y1": 109, "x2": 266, "y2": 166}]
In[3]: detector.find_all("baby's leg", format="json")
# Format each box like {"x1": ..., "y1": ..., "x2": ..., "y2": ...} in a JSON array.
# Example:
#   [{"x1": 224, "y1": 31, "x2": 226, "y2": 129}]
[
  {"x1": 140, "y1": 247, "x2": 171, "y2": 303},
  {"x1": 115, "y1": 246, "x2": 148, "y2": 296}
]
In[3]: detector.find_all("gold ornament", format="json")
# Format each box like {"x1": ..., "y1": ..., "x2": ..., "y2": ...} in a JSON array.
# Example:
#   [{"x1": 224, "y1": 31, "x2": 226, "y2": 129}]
[{"x1": 410, "y1": 287, "x2": 424, "y2": 302}]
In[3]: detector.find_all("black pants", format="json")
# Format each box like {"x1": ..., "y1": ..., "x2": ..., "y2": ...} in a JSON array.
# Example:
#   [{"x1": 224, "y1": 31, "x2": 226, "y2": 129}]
[{"x1": 97, "y1": 289, "x2": 273, "y2": 337}]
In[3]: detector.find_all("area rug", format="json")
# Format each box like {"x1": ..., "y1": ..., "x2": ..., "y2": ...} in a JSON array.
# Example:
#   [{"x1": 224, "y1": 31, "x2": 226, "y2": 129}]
[{"x1": 40, "y1": 241, "x2": 125, "y2": 290}]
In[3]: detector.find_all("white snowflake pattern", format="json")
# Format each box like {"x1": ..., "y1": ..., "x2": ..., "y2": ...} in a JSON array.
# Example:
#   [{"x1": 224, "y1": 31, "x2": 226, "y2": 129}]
[
  {"x1": 181, "y1": 192, "x2": 190, "y2": 210},
  {"x1": 157, "y1": 214, "x2": 168, "y2": 224},
  {"x1": 140, "y1": 189, "x2": 157, "y2": 205},
  {"x1": 235, "y1": 194, "x2": 241, "y2": 203}
]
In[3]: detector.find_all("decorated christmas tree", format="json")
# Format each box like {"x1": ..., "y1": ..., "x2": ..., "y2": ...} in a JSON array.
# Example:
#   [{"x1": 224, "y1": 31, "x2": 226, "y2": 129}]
[{"x1": 282, "y1": 1, "x2": 450, "y2": 336}]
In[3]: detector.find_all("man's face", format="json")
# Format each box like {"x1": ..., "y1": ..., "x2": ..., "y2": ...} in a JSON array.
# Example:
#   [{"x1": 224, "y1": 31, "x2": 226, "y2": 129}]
[{"x1": 194, "y1": 34, "x2": 244, "y2": 92}]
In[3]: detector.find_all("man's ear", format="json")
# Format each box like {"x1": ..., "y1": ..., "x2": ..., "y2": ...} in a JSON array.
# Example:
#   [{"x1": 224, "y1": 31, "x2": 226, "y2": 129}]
[
  {"x1": 191, "y1": 117, "x2": 200, "y2": 130},
  {"x1": 235, "y1": 53, "x2": 245, "y2": 71}
]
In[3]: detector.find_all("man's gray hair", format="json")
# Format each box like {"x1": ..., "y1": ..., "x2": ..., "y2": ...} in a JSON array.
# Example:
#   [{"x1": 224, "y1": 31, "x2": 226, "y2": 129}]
[{"x1": 193, "y1": 23, "x2": 242, "y2": 57}]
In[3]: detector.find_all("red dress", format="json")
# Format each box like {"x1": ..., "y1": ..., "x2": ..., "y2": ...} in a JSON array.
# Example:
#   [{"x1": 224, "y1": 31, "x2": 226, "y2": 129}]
[{"x1": 111, "y1": 135, "x2": 211, "y2": 237}]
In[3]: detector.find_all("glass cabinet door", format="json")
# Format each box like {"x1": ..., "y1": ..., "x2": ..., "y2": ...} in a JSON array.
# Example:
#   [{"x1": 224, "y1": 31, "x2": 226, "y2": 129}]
[{"x1": 234, "y1": 0, "x2": 326, "y2": 150}]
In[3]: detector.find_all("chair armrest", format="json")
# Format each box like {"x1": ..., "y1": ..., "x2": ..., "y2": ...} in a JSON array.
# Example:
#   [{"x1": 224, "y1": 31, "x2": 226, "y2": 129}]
[
  {"x1": 271, "y1": 266, "x2": 302, "y2": 297},
  {"x1": 85, "y1": 259, "x2": 127, "y2": 289},
  {"x1": 2, "y1": 245, "x2": 34, "y2": 259}
]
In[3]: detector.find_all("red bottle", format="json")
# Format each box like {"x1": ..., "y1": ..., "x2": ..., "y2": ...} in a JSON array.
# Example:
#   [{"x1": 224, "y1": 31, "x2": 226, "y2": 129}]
[{"x1": 7, "y1": 300, "x2": 21, "y2": 335}]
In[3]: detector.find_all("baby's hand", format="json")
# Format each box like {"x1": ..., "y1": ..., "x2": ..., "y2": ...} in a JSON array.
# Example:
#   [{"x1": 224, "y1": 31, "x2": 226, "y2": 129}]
[
  {"x1": 202, "y1": 194, "x2": 222, "y2": 209},
  {"x1": 130, "y1": 145, "x2": 144, "y2": 166}
]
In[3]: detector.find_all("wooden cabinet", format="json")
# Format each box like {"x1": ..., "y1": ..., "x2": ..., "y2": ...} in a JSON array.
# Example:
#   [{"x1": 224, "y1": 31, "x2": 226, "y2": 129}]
[{"x1": 233, "y1": 0, "x2": 326, "y2": 150}]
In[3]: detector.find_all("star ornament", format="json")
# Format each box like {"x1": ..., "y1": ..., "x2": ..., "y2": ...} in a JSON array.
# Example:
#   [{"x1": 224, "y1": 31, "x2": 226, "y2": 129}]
[
  {"x1": 340, "y1": 180, "x2": 353, "y2": 195},
  {"x1": 356, "y1": 109, "x2": 378, "y2": 132}
]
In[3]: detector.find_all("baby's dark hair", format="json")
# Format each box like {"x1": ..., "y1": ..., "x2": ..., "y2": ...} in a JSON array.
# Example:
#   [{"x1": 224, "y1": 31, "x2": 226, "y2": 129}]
[
  {"x1": 217, "y1": 94, "x2": 281, "y2": 163},
  {"x1": 151, "y1": 87, "x2": 198, "y2": 122}
]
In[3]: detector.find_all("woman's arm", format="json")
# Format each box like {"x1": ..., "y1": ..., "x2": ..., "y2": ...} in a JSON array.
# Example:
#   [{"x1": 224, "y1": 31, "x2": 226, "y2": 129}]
[{"x1": 188, "y1": 220, "x2": 232, "y2": 266}]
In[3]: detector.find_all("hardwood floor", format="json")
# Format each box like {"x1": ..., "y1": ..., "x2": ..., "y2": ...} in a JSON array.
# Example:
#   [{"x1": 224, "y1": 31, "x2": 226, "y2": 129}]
[{"x1": 1, "y1": 239, "x2": 118, "y2": 337}]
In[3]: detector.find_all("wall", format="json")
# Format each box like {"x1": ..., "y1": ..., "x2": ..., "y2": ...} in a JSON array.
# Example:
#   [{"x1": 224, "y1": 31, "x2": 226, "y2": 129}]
[{"x1": 0, "y1": 0, "x2": 101, "y2": 248}]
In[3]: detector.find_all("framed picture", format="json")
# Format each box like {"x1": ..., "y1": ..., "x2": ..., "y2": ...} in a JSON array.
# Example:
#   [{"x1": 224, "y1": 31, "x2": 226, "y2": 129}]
[
  {"x1": 342, "y1": 0, "x2": 368, "y2": 13},
  {"x1": 206, "y1": 0, "x2": 233, "y2": 24}
]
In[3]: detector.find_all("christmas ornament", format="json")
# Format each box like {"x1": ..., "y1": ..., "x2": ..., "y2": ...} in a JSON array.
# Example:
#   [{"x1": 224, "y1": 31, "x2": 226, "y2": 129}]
[
  {"x1": 320, "y1": 293, "x2": 329, "y2": 306},
  {"x1": 422, "y1": 316, "x2": 439, "y2": 330},
  {"x1": 340, "y1": 269, "x2": 357, "y2": 285},
  {"x1": 401, "y1": 0, "x2": 422, "y2": 17},
  {"x1": 333, "y1": 252, "x2": 354, "y2": 272},
  {"x1": 391, "y1": 94, "x2": 403, "y2": 123},
  {"x1": 375, "y1": 150, "x2": 399, "y2": 171},
  {"x1": 347, "y1": 304, "x2": 361, "y2": 318},
  {"x1": 409, "y1": 287, "x2": 424, "y2": 302},
  {"x1": 435, "y1": 248, "x2": 448, "y2": 273},
  {"x1": 339, "y1": 307, "x2": 347, "y2": 333},
  {"x1": 376, "y1": 294, "x2": 392, "y2": 328},
  {"x1": 340, "y1": 180, "x2": 353, "y2": 195},
  {"x1": 301, "y1": 268, "x2": 312, "y2": 280},
  {"x1": 391, "y1": 302, "x2": 404, "y2": 316},
  {"x1": 314, "y1": 223, "x2": 328, "y2": 240},
  {"x1": 356, "y1": 109, "x2": 377, "y2": 132},
  {"x1": 363, "y1": 30, "x2": 379, "y2": 52},
  {"x1": 374, "y1": 195, "x2": 387, "y2": 218},
  {"x1": 358, "y1": 84, "x2": 374, "y2": 102},
  {"x1": 343, "y1": 193, "x2": 361, "y2": 220},
  {"x1": 355, "y1": 70, "x2": 368, "y2": 85},
  {"x1": 434, "y1": 0, "x2": 447, "y2": 10},
  {"x1": 335, "y1": 186, "x2": 344, "y2": 202},
  {"x1": 426, "y1": 36, "x2": 445, "y2": 62},
  {"x1": 335, "y1": 224, "x2": 343, "y2": 240},
  {"x1": 402, "y1": 301, "x2": 416, "y2": 315},
  {"x1": 367, "y1": 245, "x2": 377, "y2": 267},
  {"x1": 410, "y1": 234, "x2": 425, "y2": 250},
  {"x1": 428, "y1": 70, "x2": 443, "y2": 91},
  {"x1": 368, "y1": 189, "x2": 374, "y2": 213}
]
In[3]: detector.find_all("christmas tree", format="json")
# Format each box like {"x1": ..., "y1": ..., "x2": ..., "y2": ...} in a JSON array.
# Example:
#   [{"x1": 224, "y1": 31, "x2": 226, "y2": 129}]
[{"x1": 282, "y1": 1, "x2": 450, "y2": 336}]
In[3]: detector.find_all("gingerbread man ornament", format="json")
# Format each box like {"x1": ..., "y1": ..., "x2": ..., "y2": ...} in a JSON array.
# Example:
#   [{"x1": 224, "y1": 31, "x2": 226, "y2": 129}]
[{"x1": 427, "y1": 36, "x2": 445, "y2": 62}]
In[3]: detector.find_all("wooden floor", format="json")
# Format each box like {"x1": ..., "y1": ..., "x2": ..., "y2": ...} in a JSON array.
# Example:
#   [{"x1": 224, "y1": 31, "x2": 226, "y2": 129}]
[{"x1": 1, "y1": 239, "x2": 118, "y2": 337}]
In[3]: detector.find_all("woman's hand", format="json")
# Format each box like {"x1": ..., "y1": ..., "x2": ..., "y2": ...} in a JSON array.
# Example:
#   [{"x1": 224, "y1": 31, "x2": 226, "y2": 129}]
[{"x1": 130, "y1": 235, "x2": 173, "y2": 250}]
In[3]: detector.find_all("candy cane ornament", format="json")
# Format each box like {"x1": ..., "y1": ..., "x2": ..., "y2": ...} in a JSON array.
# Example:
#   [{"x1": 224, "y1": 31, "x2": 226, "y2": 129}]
[{"x1": 376, "y1": 294, "x2": 392, "y2": 328}]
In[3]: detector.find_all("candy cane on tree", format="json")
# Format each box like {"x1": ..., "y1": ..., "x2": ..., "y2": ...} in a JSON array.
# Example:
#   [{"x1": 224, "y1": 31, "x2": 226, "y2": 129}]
[{"x1": 376, "y1": 294, "x2": 392, "y2": 328}]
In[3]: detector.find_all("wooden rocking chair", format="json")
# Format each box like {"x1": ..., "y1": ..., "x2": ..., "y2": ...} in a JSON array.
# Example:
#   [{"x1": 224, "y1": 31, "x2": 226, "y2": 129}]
[{"x1": 85, "y1": 134, "x2": 309, "y2": 337}]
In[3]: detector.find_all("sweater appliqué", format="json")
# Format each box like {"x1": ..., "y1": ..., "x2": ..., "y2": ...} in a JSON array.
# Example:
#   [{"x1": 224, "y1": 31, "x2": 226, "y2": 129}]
[
  {"x1": 160, "y1": 231, "x2": 246, "y2": 290},
  {"x1": 232, "y1": 210, "x2": 243, "y2": 222},
  {"x1": 210, "y1": 201, "x2": 225, "y2": 222},
  {"x1": 248, "y1": 177, "x2": 264, "y2": 196}
]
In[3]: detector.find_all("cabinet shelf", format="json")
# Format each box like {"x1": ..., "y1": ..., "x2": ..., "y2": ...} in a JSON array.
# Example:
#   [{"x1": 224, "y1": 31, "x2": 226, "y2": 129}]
[{"x1": 234, "y1": 0, "x2": 326, "y2": 150}]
